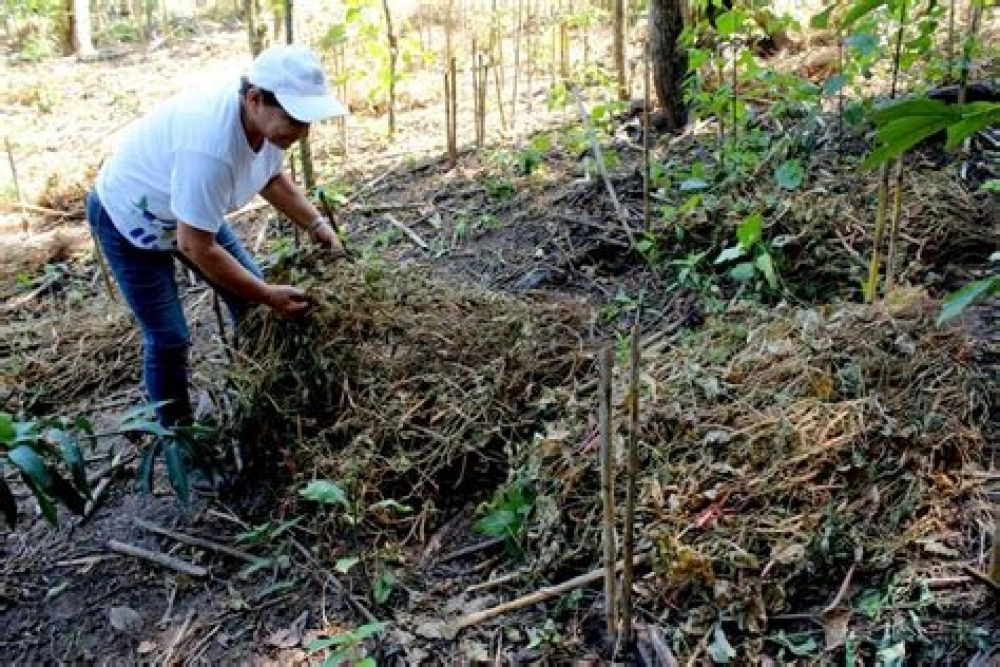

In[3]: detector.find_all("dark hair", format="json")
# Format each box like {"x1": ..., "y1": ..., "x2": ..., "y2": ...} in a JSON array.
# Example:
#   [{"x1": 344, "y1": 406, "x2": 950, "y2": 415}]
[{"x1": 240, "y1": 76, "x2": 281, "y2": 107}]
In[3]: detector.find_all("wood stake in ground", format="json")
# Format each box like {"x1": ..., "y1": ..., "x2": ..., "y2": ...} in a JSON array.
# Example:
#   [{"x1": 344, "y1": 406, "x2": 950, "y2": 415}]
[
  {"x1": 622, "y1": 319, "x2": 641, "y2": 648},
  {"x1": 599, "y1": 344, "x2": 618, "y2": 650}
]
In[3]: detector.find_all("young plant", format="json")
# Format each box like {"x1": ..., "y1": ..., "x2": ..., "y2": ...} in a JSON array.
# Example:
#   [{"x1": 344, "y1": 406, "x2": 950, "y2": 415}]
[
  {"x1": 474, "y1": 479, "x2": 535, "y2": 556},
  {"x1": 306, "y1": 620, "x2": 390, "y2": 667},
  {"x1": 714, "y1": 211, "x2": 780, "y2": 292}
]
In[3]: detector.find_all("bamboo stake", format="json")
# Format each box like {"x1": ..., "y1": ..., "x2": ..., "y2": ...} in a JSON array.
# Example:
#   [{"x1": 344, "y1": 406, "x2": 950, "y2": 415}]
[
  {"x1": 382, "y1": 0, "x2": 398, "y2": 139},
  {"x1": 866, "y1": 0, "x2": 907, "y2": 302},
  {"x1": 4, "y1": 137, "x2": 25, "y2": 233},
  {"x1": 511, "y1": 0, "x2": 523, "y2": 137},
  {"x1": 599, "y1": 344, "x2": 618, "y2": 650},
  {"x1": 884, "y1": 158, "x2": 905, "y2": 293},
  {"x1": 621, "y1": 319, "x2": 641, "y2": 649},
  {"x1": 642, "y1": 32, "x2": 651, "y2": 232}
]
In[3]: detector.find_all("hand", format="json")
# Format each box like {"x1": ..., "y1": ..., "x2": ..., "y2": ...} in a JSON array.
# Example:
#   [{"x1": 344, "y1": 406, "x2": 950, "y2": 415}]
[
  {"x1": 265, "y1": 284, "x2": 312, "y2": 317},
  {"x1": 309, "y1": 220, "x2": 346, "y2": 257}
]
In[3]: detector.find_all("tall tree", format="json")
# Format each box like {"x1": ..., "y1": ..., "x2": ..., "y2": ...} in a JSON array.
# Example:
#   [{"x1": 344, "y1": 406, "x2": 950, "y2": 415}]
[
  {"x1": 65, "y1": 0, "x2": 96, "y2": 56},
  {"x1": 649, "y1": 0, "x2": 687, "y2": 129}
]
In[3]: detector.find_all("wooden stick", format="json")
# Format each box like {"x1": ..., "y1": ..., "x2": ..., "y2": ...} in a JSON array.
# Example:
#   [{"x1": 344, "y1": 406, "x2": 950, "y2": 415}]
[
  {"x1": 572, "y1": 86, "x2": 636, "y2": 247},
  {"x1": 107, "y1": 540, "x2": 208, "y2": 577},
  {"x1": 622, "y1": 319, "x2": 641, "y2": 647},
  {"x1": 133, "y1": 518, "x2": 263, "y2": 564},
  {"x1": 599, "y1": 344, "x2": 618, "y2": 649},
  {"x1": 385, "y1": 213, "x2": 430, "y2": 250},
  {"x1": 4, "y1": 137, "x2": 25, "y2": 233},
  {"x1": 453, "y1": 552, "x2": 649, "y2": 631}
]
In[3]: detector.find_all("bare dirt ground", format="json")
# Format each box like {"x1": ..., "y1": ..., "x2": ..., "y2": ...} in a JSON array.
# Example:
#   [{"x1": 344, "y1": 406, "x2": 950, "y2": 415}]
[{"x1": 1, "y1": 13, "x2": 997, "y2": 667}]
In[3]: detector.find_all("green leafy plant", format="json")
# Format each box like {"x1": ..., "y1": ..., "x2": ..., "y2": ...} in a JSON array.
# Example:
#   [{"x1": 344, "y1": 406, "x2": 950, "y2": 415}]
[
  {"x1": 474, "y1": 480, "x2": 535, "y2": 556},
  {"x1": 306, "y1": 620, "x2": 389, "y2": 667},
  {"x1": 714, "y1": 211, "x2": 780, "y2": 292},
  {"x1": 862, "y1": 98, "x2": 1000, "y2": 170}
]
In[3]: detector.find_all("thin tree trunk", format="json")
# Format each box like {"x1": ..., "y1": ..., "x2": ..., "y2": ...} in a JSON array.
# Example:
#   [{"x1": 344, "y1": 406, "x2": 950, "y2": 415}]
[
  {"x1": 382, "y1": 0, "x2": 398, "y2": 139},
  {"x1": 613, "y1": 0, "x2": 627, "y2": 100},
  {"x1": 648, "y1": 0, "x2": 687, "y2": 129},
  {"x1": 70, "y1": 0, "x2": 97, "y2": 56}
]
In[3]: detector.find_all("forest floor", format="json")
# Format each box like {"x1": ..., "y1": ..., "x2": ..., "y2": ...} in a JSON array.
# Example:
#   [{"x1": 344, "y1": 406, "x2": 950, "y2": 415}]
[{"x1": 1, "y1": 18, "x2": 998, "y2": 667}]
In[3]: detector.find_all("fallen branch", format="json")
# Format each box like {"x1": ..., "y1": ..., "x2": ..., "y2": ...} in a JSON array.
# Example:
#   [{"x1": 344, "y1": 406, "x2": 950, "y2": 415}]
[
  {"x1": 133, "y1": 518, "x2": 264, "y2": 564},
  {"x1": 451, "y1": 552, "x2": 650, "y2": 631},
  {"x1": 437, "y1": 537, "x2": 505, "y2": 563},
  {"x1": 571, "y1": 86, "x2": 636, "y2": 248},
  {"x1": 108, "y1": 540, "x2": 208, "y2": 577},
  {"x1": 385, "y1": 213, "x2": 429, "y2": 250}
]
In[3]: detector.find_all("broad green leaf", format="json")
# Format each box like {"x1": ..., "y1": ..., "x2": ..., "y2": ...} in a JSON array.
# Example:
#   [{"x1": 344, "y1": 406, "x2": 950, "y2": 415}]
[
  {"x1": 982, "y1": 179, "x2": 1000, "y2": 193},
  {"x1": 737, "y1": 212, "x2": 763, "y2": 250},
  {"x1": 822, "y1": 74, "x2": 847, "y2": 97},
  {"x1": 372, "y1": 570, "x2": 396, "y2": 605},
  {"x1": 163, "y1": 440, "x2": 189, "y2": 504},
  {"x1": 715, "y1": 10, "x2": 747, "y2": 37},
  {"x1": 861, "y1": 117, "x2": 952, "y2": 169},
  {"x1": 872, "y1": 98, "x2": 953, "y2": 123},
  {"x1": 707, "y1": 626, "x2": 736, "y2": 663},
  {"x1": 944, "y1": 108, "x2": 1000, "y2": 150},
  {"x1": 51, "y1": 430, "x2": 89, "y2": 497},
  {"x1": 138, "y1": 440, "x2": 160, "y2": 495},
  {"x1": 937, "y1": 276, "x2": 1000, "y2": 325},
  {"x1": 0, "y1": 474, "x2": 17, "y2": 527},
  {"x1": 474, "y1": 508, "x2": 516, "y2": 537},
  {"x1": 775, "y1": 160, "x2": 804, "y2": 190},
  {"x1": 24, "y1": 477, "x2": 58, "y2": 525},
  {"x1": 715, "y1": 246, "x2": 745, "y2": 264},
  {"x1": 729, "y1": 262, "x2": 755, "y2": 282},
  {"x1": 8, "y1": 445, "x2": 53, "y2": 489},
  {"x1": 351, "y1": 621, "x2": 390, "y2": 641},
  {"x1": 810, "y1": 6, "x2": 835, "y2": 29},
  {"x1": 845, "y1": 32, "x2": 879, "y2": 57},
  {"x1": 756, "y1": 254, "x2": 779, "y2": 290},
  {"x1": 0, "y1": 413, "x2": 14, "y2": 444},
  {"x1": 842, "y1": 0, "x2": 889, "y2": 29},
  {"x1": 300, "y1": 479, "x2": 349, "y2": 508},
  {"x1": 335, "y1": 557, "x2": 361, "y2": 574},
  {"x1": 116, "y1": 402, "x2": 168, "y2": 426},
  {"x1": 356, "y1": 659, "x2": 376, "y2": 667}
]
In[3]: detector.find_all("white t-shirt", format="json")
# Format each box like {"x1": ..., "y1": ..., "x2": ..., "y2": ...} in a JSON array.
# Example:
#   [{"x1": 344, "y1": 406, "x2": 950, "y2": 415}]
[{"x1": 96, "y1": 82, "x2": 285, "y2": 251}]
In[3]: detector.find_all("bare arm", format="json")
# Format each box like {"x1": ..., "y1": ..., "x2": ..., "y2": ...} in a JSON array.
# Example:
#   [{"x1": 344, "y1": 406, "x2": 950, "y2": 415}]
[
  {"x1": 177, "y1": 223, "x2": 309, "y2": 316},
  {"x1": 260, "y1": 173, "x2": 344, "y2": 252}
]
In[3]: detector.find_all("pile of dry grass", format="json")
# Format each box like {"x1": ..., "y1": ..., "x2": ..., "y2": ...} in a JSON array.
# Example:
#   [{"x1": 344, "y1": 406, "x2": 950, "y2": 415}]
[
  {"x1": 1, "y1": 308, "x2": 140, "y2": 412},
  {"x1": 228, "y1": 250, "x2": 590, "y2": 512},
  {"x1": 521, "y1": 287, "x2": 991, "y2": 659}
]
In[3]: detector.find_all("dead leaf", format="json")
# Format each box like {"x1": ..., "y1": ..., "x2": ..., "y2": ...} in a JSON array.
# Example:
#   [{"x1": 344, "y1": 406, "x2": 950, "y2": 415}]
[
  {"x1": 918, "y1": 539, "x2": 961, "y2": 559},
  {"x1": 819, "y1": 607, "x2": 851, "y2": 650},
  {"x1": 265, "y1": 610, "x2": 309, "y2": 648},
  {"x1": 137, "y1": 640, "x2": 157, "y2": 655},
  {"x1": 109, "y1": 606, "x2": 142, "y2": 634},
  {"x1": 414, "y1": 619, "x2": 456, "y2": 641}
]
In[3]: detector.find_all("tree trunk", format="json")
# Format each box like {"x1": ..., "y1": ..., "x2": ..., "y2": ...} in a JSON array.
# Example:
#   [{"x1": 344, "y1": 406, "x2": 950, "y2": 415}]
[
  {"x1": 68, "y1": 0, "x2": 97, "y2": 56},
  {"x1": 612, "y1": 0, "x2": 627, "y2": 100},
  {"x1": 649, "y1": 0, "x2": 687, "y2": 130}
]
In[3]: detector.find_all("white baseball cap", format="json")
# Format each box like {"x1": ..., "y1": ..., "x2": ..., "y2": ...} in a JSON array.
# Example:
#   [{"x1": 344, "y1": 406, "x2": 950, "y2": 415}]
[{"x1": 248, "y1": 45, "x2": 348, "y2": 123}]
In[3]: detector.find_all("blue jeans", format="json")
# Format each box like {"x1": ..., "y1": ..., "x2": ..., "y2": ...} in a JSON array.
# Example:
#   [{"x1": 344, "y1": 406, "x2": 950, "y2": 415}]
[{"x1": 86, "y1": 191, "x2": 262, "y2": 426}]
